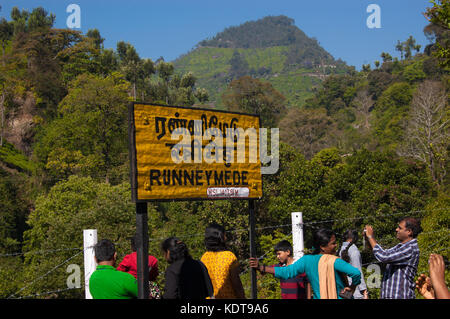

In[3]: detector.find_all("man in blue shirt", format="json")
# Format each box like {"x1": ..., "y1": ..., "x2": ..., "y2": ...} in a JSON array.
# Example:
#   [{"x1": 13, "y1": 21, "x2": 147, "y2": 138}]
[{"x1": 364, "y1": 217, "x2": 422, "y2": 299}]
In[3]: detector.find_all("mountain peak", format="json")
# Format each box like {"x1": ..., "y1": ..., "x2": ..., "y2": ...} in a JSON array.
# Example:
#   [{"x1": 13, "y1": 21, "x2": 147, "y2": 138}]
[{"x1": 198, "y1": 15, "x2": 316, "y2": 49}]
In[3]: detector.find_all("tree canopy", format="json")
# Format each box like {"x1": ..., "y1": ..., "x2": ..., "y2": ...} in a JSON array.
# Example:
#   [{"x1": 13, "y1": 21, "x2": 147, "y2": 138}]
[{"x1": 0, "y1": 4, "x2": 448, "y2": 300}]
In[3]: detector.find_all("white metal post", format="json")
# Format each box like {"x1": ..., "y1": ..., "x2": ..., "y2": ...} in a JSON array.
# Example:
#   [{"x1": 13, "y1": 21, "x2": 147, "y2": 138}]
[
  {"x1": 83, "y1": 229, "x2": 97, "y2": 299},
  {"x1": 291, "y1": 212, "x2": 304, "y2": 261}
]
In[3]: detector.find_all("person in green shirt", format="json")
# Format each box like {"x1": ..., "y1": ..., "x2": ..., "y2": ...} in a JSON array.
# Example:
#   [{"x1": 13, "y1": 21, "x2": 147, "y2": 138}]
[{"x1": 89, "y1": 239, "x2": 138, "y2": 299}]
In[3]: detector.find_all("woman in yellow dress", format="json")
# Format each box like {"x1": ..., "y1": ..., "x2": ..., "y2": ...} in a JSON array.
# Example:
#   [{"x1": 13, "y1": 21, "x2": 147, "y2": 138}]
[{"x1": 200, "y1": 223, "x2": 246, "y2": 299}]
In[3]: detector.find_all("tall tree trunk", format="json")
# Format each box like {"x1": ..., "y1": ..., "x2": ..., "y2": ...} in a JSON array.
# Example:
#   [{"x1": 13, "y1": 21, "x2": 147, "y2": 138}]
[{"x1": 399, "y1": 80, "x2": 448, "y2": 188}]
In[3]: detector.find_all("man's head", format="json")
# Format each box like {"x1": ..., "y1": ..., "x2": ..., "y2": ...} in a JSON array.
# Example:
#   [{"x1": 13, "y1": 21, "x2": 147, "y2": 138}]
[
  {"x1": 396, "y1": 217, "x2": 422, "y2": 242},
  {"x1": 274, "y1": 240, "x2": 293, "y2": 264},
  {"x1": 94, "y1": 239, "x2": 117, "y2": 265}
]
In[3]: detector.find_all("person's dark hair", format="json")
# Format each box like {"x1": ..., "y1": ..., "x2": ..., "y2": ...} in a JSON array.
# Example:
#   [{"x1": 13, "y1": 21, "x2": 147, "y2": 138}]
[
  {"x1": 312, "y1": 228, "x2": 336, "y2": 255},
  {"x1": 341, "y1": 230, "x2": 359, "y2": 263},
  {"x1": 204, "y1": 223, "x2": 227, "y2": 252},
  {"x1": 161, "y1": 237, "x2": 190, "y2": 263},
  {"x1": 274, "y1": 240, "x2": 293, "y2": 256},
  {"x1": 401, "y1": 217, "x2": 422, "y2": 238},
  {"x1": 94, "y1": 239, "x2": 116, "y2": 262}
]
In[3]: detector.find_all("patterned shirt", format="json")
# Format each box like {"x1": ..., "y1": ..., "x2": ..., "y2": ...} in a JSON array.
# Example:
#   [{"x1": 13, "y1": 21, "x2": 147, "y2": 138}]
[
  {"x1": 273, "y1": 263, "x2": 308, "y2": 299},
  {"x1": 201, "y1": 250, "x2": 240, "y2": 299},
  {"x1": 372, "y1": 239, "x2": 420, "y2": 299}
]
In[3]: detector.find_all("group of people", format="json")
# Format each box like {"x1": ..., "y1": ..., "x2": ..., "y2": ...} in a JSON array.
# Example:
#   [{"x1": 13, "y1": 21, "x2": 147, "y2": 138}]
[
  {"x1": 88, "y1": 217, "x2": 449, "y2": 299},
  {"x1": 89, "y1": 223, "x2": 246, "y2": 299}
]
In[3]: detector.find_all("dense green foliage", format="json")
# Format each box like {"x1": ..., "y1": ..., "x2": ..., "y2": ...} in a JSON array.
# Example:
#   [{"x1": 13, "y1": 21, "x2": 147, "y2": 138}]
[
  {"x1": 424, "y1": 0, "x2": 450, "y2": 69},
  {"x1": 222, "y1": 76, "x2": 287, "y2": 127},
  {"x1": 199, "y1": 16, "x2": 313, "y2": 48},
  {"x1": 0, "y1": 4, "x2": 448, "y2": 300}
]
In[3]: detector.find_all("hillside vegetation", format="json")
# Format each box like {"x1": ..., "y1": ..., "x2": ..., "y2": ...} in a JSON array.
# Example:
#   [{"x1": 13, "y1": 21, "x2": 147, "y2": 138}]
[
  {"x1": 174, "y1": 15, "x2": 351, "y2": 107},
  {"x1": 0, "y1": 4, "x2": 448, "y2": 300}
]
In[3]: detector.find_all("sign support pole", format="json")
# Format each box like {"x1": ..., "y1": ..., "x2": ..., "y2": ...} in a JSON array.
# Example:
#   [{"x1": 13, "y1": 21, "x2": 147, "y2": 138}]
[
  {"x1": 249, "y1": 199, "x2": 257, "y2": 299},
  {"x1": 136, "y1": 202, "x2": 149, "y2": 299}
]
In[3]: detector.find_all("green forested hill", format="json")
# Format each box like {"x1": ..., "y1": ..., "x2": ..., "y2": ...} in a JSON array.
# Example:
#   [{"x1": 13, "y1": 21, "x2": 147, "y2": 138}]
[
  {"x1": 174, "y1": 46, "x2": 323, "y2": 107},
  {"x1": 0, "y1": 4, "x2": 449, "y2": 300},
  {"x1": 173, "y1": 15, "x2": 352, "y2": 107},
  {"x1": 197, "y1": 15, "x2": 318, "y2": 49}
]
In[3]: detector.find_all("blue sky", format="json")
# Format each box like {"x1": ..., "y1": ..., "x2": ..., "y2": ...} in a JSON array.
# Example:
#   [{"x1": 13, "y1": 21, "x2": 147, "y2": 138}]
[{"x1": 0, "y1": 0, "x2": 432, "y2": 69}]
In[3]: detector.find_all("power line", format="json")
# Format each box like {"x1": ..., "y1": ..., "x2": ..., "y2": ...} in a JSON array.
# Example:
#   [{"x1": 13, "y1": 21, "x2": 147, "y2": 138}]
[
  {"x1": 7, "y1": 250, "x2": 83, "y2": 299},
  {"x1": 0, "y1": 247, "x2": 82, "y2": 258},
  {"x1": 2, "y1": 208, "x2": 446, "y2": 258}
]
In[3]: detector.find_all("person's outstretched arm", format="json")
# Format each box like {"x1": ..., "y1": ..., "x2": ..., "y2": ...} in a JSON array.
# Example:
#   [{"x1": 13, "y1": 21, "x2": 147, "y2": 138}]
[
  {"x1": 365, "y1": 225, "x2": 415, "y2": 265},
  {"x1": 253, "y1": 257, "x2": 306, "y2": 280},
  {"x1": 364, "y1": 225, "x2": 378, "y2": 249},
  {"x1": 429, "y1": 254, "x2": 450, "y2": 299},
  {"x1": 249, "y1": 257, "x2": 275, "y2": 275}
]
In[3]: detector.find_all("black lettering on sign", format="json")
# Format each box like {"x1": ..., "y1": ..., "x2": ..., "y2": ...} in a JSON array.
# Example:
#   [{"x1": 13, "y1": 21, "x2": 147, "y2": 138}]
[
  {"x1": 184, "y1": 170, "x2": 194, "y2": 186},
  {"x1": 233, "y1": 171, "x2": 240, "y2": 185},
  {"x1": 224, "y1": 170, "x2": 231, "y2": 186},
  {"x1": 154, "y1": 112, "x2": 240, "y2": 141},
  {"x1": 241, "y1": 171, "x2": 248, "y2": 185},
  {"x1": 162, "y1": 170, "x2": 170, "y2": 185},
  {"x1": 146, "y1": 169, "x2": 251, "y2": 187},
  {"x1": 155, "y1": 117, "x2": 166, "y2": 140},
  {"x1": 195, "y1": 170, "x2": 203, "y2": 186},
  {"x1": 214, "y1": 171, "x2": 224, "y2": 185},
  {"x1": 172, "y1": 170, "x2": 182, "y2": 185},
  {"x1": 205, "y1": 170, "x2": 213, "y2": 186},
  {"x1": 150, "y1": 169, "x2": 161, "y2": 186}
]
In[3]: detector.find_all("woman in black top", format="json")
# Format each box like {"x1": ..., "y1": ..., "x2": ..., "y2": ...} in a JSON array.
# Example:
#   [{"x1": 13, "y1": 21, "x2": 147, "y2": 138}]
[{"x1": 161, "y1": 237, "x2": 214, "y2": 299}]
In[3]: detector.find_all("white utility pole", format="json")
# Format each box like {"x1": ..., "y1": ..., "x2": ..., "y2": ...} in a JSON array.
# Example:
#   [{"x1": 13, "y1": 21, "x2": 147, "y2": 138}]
[
  {"x1": 83, "y1": 229, "x2": 98, "y2": 299},
  {"x1": 291, "y1": 212, "x2": 304, "y2": 261}
]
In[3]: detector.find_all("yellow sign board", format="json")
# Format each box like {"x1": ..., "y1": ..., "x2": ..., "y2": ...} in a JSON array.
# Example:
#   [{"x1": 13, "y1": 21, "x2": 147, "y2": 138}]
[{"x1": 129, "y1": 103, "x2": 263, "y2": 201}]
